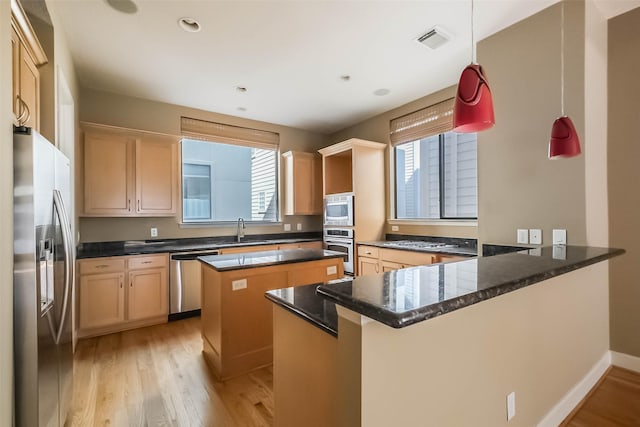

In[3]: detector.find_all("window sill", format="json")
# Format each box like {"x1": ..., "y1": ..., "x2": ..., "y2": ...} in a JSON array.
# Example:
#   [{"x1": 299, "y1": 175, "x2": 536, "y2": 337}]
[
  {"x1": 179, "y1": 221, "x2": 283, "y2": 229},
  {"x1": 387, "y1": 219, "x2": 478, "y2": 227}
]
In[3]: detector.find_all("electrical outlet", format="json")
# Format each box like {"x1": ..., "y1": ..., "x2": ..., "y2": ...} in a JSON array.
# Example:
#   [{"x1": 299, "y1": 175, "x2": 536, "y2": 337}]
[
  {"x1": 296, "y1": 223, "x2": 302, "y2": 231},
  {"x1": 507, "y1": 392, "x2": 516, "y2": 421},
  {"x1": 529, "y1": 229, "x2": 542, "y2": 245},
  {"x1": 326, "y1": 265, "x2": 337, "y2": 275},
  {"x1": 552, "y1": 229, "x2": 567, "y2": 245},
  {"x1": 517, "y1": 229, "x2": 528, "y2": 244},
  {"x1": 284, "y1": 223, "x2": 291, "y2": 231},
  {"x1": 150, "y1": 227, "x2": 158, "y2": 238},
  {"x1": 232, "y1": 279, "x2": 247, "y2": 291},
  {"x1": 391, "y1": 225, "x2": 399, "y2": 232}
]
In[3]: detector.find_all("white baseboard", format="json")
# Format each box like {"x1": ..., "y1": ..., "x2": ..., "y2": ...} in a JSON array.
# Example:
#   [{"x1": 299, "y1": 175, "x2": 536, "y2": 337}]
[
  {"x1": 537, "y1": 351, "x2": 611, "y2": 427},
  {"x1": 611, "y1": 351, "x2": 640, "y2": 373}
]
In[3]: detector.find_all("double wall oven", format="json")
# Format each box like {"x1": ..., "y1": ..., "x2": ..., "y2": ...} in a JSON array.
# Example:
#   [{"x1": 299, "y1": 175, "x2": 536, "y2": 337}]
[{"x1": 323, "y1": 228, "x2": 354, "y2": 275}]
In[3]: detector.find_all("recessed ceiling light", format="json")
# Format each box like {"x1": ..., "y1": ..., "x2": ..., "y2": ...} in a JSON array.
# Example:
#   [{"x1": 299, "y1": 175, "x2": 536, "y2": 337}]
[
  {"x1": 340, "y1": 75, "x2": 351, "y2": 82},
  {"x1": 236, "y1": 86, "x2": 248, "y2": 93},
  {"x1": 105, "y1": 0, "x2": 138, "y2": 14},
  {"x1": 374, "y1": 88, "x2": 390, "y2": 96},
  {"x1": 416, "y1": 26, "x2": 451, "y2": 50},
  {"x1": 178, "y1": 17, "x2": 201, "y2": 33}
]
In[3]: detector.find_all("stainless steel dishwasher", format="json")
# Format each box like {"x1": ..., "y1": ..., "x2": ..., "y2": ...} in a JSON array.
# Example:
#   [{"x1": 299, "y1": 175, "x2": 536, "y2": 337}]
[{"x1": 169, "y1": 249, "x2": 219, "y2": 321}]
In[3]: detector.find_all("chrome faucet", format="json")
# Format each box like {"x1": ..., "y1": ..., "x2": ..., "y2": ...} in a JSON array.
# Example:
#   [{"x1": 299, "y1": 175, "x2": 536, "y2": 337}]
[{"x1": 236, "y1": 217, "x2": 246, "y2": 242}]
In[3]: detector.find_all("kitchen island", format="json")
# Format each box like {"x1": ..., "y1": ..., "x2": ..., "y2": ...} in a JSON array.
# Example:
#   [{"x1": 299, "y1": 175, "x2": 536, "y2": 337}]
[
  {"x1": 199, "y1": 248, "x2": 344, "y2": 380},
  {"x1": 266, "y1": 246, "x2": 624, "y2": 427}
]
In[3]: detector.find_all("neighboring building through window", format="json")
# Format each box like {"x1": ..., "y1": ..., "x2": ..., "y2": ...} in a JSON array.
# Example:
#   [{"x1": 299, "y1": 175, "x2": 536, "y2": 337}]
[
  {"x1": 181, "y1": 138, "x2": 278, "y2": 222},
  {"x1": 395, "y1": 131, "x2": 477, "y2": 220}
]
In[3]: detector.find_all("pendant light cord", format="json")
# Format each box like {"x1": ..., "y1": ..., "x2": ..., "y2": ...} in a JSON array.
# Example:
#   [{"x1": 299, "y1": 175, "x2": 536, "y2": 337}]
[
  {"x1": 560, "y1": 1, "x2": 565, "y2": 116},
  {"x1": 471, "y1": 0, "x2": 475, "y2": 63}
]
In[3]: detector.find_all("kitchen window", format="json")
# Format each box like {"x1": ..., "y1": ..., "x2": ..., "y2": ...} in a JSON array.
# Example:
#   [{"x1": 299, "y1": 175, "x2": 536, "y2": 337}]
[
  {"x1": 391, "y1": 98, "x2": 477, "y2": 220},
  {"x1": 180, "y1": 117, "x2": 280, "y2": 223}
]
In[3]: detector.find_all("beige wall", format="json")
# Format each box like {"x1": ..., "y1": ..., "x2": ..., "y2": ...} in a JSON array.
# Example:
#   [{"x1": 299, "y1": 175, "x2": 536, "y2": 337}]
[
  {"x1": 608, "y1": 6, "x2": 640, "y2": 357},
  {"x1": 477, "y1": 1, "x2": 586, "y2": 248},
  {"x1": 77, "y1": 88, "x2": 326, "y2": 242},
  {"x1": 338, "y1": 262, "x2": 610, "y2": 426},
  {"x1": 1, "y1": 1, "x2": 15, "y2": 424}
]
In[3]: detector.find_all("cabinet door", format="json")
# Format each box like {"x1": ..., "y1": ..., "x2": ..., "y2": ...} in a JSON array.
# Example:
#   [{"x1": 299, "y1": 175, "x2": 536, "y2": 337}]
[
  {"x1": 79, "y1": 272, "x2": 125, "y2": 330},
  {"x1": 17, "y1": 42, "x2": 40, "y2": 130},
  {"x1": 283, "y1": 152, "x2": 322, "y2": 215},
  {"x1": 84, "y1": 131, "x2": 135, "y2": 215},
  {"x1": 380, "y1": 260, "x2": 403, "y2": 272},
  {"x1": 358, "y1": 257, "x2": 379, "y2": 276},
  {"x1": 127, "y1": 268, "x2": 168, "y2": 321},
  {"x1": 136, "y1": 136, "x2": 178, "y2": 215}
]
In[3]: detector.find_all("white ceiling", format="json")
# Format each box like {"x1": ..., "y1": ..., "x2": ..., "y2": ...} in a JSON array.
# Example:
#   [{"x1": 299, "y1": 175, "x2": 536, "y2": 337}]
[{"x1": 48, "y1": 0, "x2": 568, "y2": 134}]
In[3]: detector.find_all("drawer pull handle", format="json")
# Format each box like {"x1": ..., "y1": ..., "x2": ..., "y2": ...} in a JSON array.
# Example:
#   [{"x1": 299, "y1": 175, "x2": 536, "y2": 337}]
[
  {"x1": 141, "y1": 261, "x2": 152, "y2": 264},
  {"x1": 96, "y1": 265, "x2": 109, "y2": 269},
  {"x1": 365, "y1": 251, "x2": 372, "y2": 255}
]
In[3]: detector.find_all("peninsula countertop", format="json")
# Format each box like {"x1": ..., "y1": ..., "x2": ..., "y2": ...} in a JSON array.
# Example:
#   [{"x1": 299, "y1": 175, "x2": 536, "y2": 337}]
[
  {"x1": 198, "y1": 248, "x2": 345, "y2": 272},
  {"x1": 266, "y1": 246, "x2": 624, "y2": 336}
]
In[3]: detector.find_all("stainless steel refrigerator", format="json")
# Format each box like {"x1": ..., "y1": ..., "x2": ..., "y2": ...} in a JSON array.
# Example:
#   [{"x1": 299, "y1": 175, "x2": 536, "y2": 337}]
[{"x1": 14, "y1": 127, "x2": 74, "y2": 427}]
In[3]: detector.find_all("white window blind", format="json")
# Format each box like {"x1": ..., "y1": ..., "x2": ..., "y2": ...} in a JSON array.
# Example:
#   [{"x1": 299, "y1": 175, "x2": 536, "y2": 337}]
[{"x1": 390, "y1": 98, "x2": 454, "y2": 146}]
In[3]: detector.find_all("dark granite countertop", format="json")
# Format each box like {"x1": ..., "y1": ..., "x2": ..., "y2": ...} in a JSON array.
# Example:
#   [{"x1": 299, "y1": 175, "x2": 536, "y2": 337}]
[
  {"x1": 199, "y1": 248, "x2": 345, "y2": 272},
  {"x1": 316, "y1": 246, "x2": 624, "y2": 329},
  {"x1": 357, "y1": 240, "x2": 477, "y2": 257},
  {"x1": 265, "y1": 283, "x2": 339, "y2": 337},
  {"x1": 76, "y1": 232, "x2": 322, "y2": 259}
]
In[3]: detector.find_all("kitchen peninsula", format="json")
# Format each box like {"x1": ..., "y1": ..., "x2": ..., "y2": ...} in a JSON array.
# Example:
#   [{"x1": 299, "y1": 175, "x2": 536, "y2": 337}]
[
  {"x1": 266, "y1": 246, "x2": 624, "y2": 427},
  {"x1": 199, "y1": 248, "x2": 344, "y2": 380}
]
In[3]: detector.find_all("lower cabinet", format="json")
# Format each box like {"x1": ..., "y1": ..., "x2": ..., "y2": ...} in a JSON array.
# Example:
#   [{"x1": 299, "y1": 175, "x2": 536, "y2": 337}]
[
  {"x1": 357, "y1": 245, "x2": 466, "y2": 276},
  {"x1": 77, "y1": 253, "x2": 168, "y2": 338}
]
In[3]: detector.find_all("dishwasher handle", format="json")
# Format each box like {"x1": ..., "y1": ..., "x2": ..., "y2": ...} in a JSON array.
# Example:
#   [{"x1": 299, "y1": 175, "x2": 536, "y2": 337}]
[{"x1": 170, "y1": 250, "x2": 220, "y2": 261}]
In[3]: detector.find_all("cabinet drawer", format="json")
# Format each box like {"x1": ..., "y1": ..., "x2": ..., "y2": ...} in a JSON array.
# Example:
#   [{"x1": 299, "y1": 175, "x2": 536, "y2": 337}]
[
  {"x1": 379, "y1": 248, "x2": 435, "y2": 266},
  {"x1": 127, "y1": 254, "x2": 167, "y2": 270},
  {"x1": 357, "y1": 245, "x2": 379, "y2": 258},
  {"x1": 78, "y1": 258, "x2": 125, "y2": 275}
]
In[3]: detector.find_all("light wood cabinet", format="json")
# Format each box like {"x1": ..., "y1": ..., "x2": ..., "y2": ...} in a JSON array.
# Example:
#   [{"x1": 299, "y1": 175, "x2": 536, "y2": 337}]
[
  {"x1": 356, "y1": 244, "x2": 464, "y2": 276},
  {"x1": 201, "y1": 256, "x2": 344, "y2": 380},
  {"x1": 82, "y1": 125, "x2": 178, "y2": 217},
  {"x1": 77, "y1": 253, "x2": 169, "y2": 338},
  {"x1": 79, "y1": 271, "x2": 125, "y2": 330},
  {"x1": 282, "y1": 151, "x2": 322, "y2": 215},
  {"x1": 11, "y1": 1, "x2": 47, "y2": 131}
]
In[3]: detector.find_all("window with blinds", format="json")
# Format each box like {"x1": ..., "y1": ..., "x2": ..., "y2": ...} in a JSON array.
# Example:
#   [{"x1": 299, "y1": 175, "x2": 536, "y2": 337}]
[
  {"x1": 391, "y1": 99, "x2": 478, "y2": 220},
  {"x1": 180, "y1": 117, "x2": 280, "y2": 223}
]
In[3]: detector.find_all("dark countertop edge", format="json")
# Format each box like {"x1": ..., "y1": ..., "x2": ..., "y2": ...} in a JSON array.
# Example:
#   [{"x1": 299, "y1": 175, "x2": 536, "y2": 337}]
[
  {"x1": 357, "y1": 241, "x2": 477, "y2": 257},
  {"x1": 265, "y1": 290, "x2": 338, "y2": 337},
  {"x1": 76, "y1": 236, "x2": 322, "y2": 259},
  {"x1": 316, "y1": 248, "x2": 625, "y2": 329},
  {"x1": 199, "y1": 250, "x2": 345, "y2": 272}
]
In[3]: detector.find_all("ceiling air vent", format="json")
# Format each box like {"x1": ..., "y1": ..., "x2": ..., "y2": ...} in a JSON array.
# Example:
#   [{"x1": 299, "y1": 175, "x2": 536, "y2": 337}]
[{"x1": 416, "y1": 26, "x2": 451, "y2": 50}]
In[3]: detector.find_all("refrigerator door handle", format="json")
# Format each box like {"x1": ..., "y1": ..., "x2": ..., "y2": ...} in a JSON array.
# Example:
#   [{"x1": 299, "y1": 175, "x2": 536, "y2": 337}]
[{"x1": 53, "y1": 189, "x2": 73, "y2": 345}]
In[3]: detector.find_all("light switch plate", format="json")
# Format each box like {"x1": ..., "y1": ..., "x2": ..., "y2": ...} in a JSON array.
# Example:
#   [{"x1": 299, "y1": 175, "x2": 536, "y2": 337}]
[
  {"x1": 517, "y1": 229, "x2": 528, "y2": 244},
  {"x1": 529, "y1": 229, "x2": 542, "y2": 245},
  {"x1": 296, "y1": 223, "x2": 302, "y2": 231},
  {"x1": 507, "y1": 392, "x2": 516, "y2": 421},
  {"x1": 552, "y1": 229, "x2": 567, "y2": 245},
  {"x1": 284, "y1": 223, "x2": 291, "y2": 231},
  {"x1": 391, "y1": 225, "x2": 399, "y2": 232},
  {"x1": 326, "y1": 265, "x2": 337, "y2": 275}
]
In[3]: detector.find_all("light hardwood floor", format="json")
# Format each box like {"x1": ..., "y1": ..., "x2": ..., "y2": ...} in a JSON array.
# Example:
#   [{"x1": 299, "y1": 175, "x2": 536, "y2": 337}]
[
  {"x1": 68, "y1": 317, "x2": 274, "y2": 427},
  {"x1": 561, "y1": 366, "x2": 640, "y2": 426}
]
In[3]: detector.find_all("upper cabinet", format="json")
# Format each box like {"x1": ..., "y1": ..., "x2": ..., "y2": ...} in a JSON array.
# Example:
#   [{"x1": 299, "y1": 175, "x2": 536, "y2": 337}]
[
  {"x1": 82, "y1": 124, "x2": 179, "y2": 217},
  {"x1": 11, "y1": 0, "x2": 48, "y2": 131},
  {"x1": 282, "y1": 151, "x2": 322, "y2": 215}
]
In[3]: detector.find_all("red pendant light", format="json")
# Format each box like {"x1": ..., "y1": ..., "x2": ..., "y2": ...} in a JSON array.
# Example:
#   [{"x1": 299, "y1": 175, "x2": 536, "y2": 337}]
[
  {"x1": 453, "y1": 0, "x2": 495, "y2": 133},
  {"x1": 548, "y1": 2, "x2": 581, "y2": 159}
]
